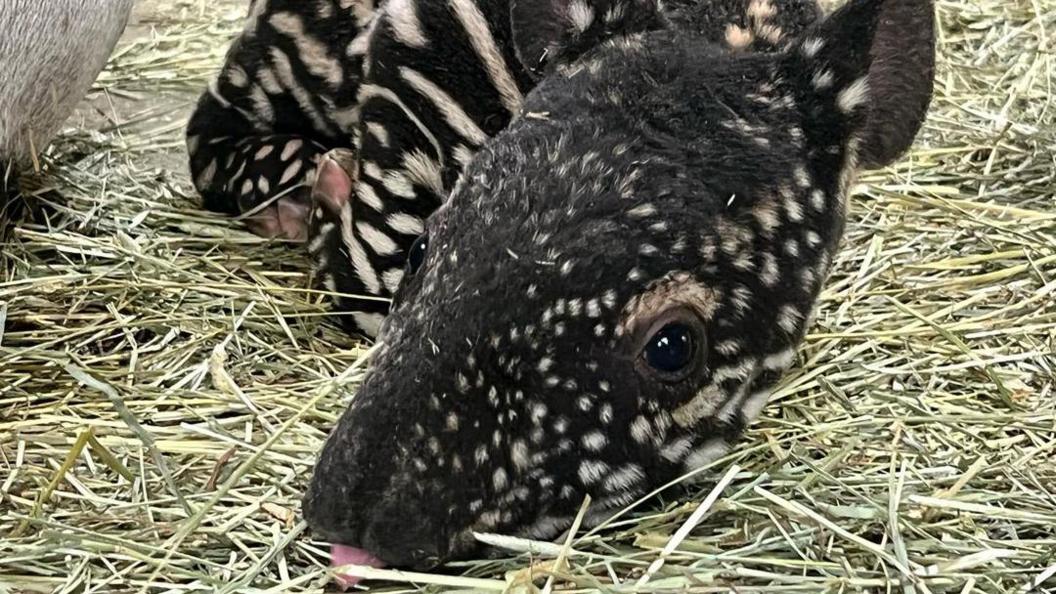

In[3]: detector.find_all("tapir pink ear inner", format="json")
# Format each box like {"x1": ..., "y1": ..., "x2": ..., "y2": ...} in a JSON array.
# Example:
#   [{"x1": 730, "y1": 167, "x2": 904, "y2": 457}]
[{"x1": 312, "y1": 148, "x2": 358, "y2": 214}]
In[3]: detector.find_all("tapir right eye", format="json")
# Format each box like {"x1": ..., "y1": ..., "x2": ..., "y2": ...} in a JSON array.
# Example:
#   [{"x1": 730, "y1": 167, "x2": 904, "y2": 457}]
[{"x1": 407, "y1": 233, "x2": 429, "y2": 275}]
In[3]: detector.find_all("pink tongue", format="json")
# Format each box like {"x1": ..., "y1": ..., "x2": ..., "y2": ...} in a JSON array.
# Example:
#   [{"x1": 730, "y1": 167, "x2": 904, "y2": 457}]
[{"x1": 331, "y1": 545, "x2": 385, "y2": 589}]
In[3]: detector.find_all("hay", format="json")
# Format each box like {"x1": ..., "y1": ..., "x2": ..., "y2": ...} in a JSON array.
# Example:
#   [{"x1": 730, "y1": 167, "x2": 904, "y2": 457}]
[{"x1": 1, "y1": 0, "x2": 1054, "y2": 592}]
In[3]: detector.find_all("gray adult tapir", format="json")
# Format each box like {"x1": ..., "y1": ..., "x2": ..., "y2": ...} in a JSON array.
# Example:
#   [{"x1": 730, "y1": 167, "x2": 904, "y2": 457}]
[{"x1": 0, "y1": 0, "x2": 134, "y2": 206}]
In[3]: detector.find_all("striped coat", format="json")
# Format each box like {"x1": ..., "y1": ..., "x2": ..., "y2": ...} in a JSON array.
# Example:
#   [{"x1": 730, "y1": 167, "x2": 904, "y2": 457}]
[{"x1": 187, "y1": 0, "x2": 821, "y2": 336}]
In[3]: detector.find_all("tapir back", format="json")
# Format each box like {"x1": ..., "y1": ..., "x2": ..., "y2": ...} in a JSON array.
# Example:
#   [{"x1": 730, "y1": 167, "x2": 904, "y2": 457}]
[{"x1": 0, "y1": 0, "x2": 133, "y2": 163}]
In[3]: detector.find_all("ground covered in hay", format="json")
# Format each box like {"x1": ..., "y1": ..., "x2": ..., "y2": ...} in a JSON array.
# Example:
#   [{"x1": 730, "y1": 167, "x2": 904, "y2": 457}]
[{"x1": 1, "y1": 0, "x2": 1054, "y2": 592}]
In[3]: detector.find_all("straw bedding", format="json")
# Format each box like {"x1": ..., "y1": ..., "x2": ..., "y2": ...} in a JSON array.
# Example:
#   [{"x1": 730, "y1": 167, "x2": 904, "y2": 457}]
[{"x1": 1, "y1": 0, "x2": 1054, "y2": 592}]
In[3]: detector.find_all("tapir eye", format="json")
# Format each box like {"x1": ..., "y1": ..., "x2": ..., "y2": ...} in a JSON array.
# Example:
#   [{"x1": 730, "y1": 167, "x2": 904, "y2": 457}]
[
  {"x1": 635, "y1": 309, "x2": 706, "y2": 383},
  {"x1": 644, "y1": 324, "x2": 694, "y2": 374},
  {"x1": 407, "y1": 233, "x2": 429, "y2": 275}
]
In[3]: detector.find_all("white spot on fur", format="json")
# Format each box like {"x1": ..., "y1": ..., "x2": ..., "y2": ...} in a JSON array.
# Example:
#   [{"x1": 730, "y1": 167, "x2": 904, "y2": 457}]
[
  {"x1": 578, "y1": 460, "x2": 609, "y2": 485},
  {"x1": 684, "y1": 440, "x2": 729, "y2": 471},
  {"x1": 801, "y1": 38, "x2": 824, "y2": 58},
  {"x1": 763, "y1": 348, "x2": 796, "y2": 370},
  {"x1": 741, "y1": 390, "x2": 772, "y2": 422},
  {"x1": 352, "y1": 312, "x2": 385, "y2": 336},
  {"x1": 760, "y1": 253, "x2": 780, "y2": 287},
  {"x1": 196, "y1": 159, "x2": 218, "y2": 190},
  {"x1": 627, "y1": 203, "x2": 656, "y2": 218},
  {"x1": 673, "y1": 384, "x2": 724, "y2": 428},
  {"x1": 715, "y1": 339, "x2": 742, "y2": 356},
  {"x1": 552, "y1": 417, "x2": 569, "y2": 434},
  {"x1": 777, "y1": 305, "x2": 802, "y2": 333},
  {"x1": 493, "y1": 468, "x2": 508, "y2": 491},
  {"x1": 810, "y1": 189, "x2": 826, "y2": 211},
  {"x1": 279, "y1": 159, "x2": 303, "y2": 186},
  {"x1": 837, "y1": 77, "x2": 870, "y2": 113},
  {"x1": 253, "y1": 144, "x2": 273, "y2": 160},
  {"x1": 382, "y1": 268, "x2": 405, "y2": 293},
  {"x1": 812, "y1": 69, "x2": 834, "y2": 90},
  {"x1": 511, "y1": 440, "x2": 529, "y2": 471},
  {"x1": 581, "y1": 431, "x2": 607, "y2": 452},
  {"x1": 599, "y1": 403, "x2": 614, "y2": 424},
  {"x1": 725, "y1": 24, "x2": 753, "y2": 48},
  {"x1": 794, "y1": 166, "x2": 811, "y2": 189},
  {"x1": 568, "y1": 1, "x2": 596, "y2": 32},
  {"x1": 309, "y1": 222, "x2": 333, "y2": 253},
  {"x1": 713, "y1": 360, "x2": 757, "y2": 383},
  {"x1": 660, "y1": 437, "x2": 693, "y2": 463},
  {"x1": 280, "y1": 139, "x2": 303, "y2": 161},
  {"x1": 530, "y1": 402, "x2": 548, "y2": 424},
  {"x1": 603, "y1": 465, "x2": 644, "y2": 493},
  {"x1": 585, "y1": 299, "x2": 602, "y2": 318},
  {"x1": 630, "y1": 416, "x2": 651, "y2": 444},
  {"x1": 784, "y1": 196, "x2": 803, "y2": 222}
]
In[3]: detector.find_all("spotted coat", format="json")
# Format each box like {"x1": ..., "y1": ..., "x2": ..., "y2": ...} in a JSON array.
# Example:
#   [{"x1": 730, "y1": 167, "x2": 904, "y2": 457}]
[{"x1": 293, "y1": 0, "x2": 936, "y2": 574}]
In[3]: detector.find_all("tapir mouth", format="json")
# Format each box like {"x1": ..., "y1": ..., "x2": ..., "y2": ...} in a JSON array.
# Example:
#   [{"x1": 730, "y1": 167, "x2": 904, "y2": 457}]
[{"x1": 331, "y1": 544, "x2": 385, "y2": 588}]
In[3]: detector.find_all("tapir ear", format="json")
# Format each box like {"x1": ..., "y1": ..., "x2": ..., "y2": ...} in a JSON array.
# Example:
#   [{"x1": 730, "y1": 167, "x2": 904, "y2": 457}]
[
  {"x1": 510, "y1": 0, "x2": 664, "y2": 74},
  {"x1": 311, "y1": 148, "x2": 358, "y2": 215},
  {"x1": 793, "y1": 0, "x2": 936, "y2": 169}
]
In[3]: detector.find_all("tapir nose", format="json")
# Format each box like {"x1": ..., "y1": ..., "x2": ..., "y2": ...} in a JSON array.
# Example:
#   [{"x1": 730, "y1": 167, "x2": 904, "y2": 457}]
[
  {"x1": 359, "y1": 494, "x2": 446, "y2": 569},
  {"x1": 301, "y1": 360, "x2": 453, "y2": 570},
  {"x1": 302, "y1": 471, "x2": 447, "y2": 570}
]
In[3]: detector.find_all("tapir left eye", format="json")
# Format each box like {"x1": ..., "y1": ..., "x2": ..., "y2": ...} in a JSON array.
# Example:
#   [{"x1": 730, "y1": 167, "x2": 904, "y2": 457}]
[
  {"x1": 645, "y1": 323, "x2": 694, "y2": 373},
  {"x1": 406, "y1": 233, "x2": 429, "y2": 276},
  {"x1": 637, "y1": 309, "x2": 706, "y2": 383}
]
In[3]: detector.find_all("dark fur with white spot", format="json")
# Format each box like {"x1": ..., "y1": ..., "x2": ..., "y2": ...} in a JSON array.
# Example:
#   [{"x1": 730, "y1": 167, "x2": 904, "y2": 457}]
[{"x1": 300, "y1": 0, "x2": 936, "y2": 570}]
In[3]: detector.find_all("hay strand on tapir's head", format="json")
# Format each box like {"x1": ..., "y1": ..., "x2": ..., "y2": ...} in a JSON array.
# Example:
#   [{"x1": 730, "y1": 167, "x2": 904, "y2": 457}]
[{"x1": 1, "y1": 0, "x2": 1054, "y2": 592}]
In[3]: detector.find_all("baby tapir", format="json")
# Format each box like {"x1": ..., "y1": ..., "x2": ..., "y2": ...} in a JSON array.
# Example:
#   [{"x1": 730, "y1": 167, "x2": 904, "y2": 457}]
[
  {"x1": 301, "y1": 0, "x2": 935, "y2": 576},
  {"x1": 0, "y1": 0, "x2": 133, "y2": 210}
]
